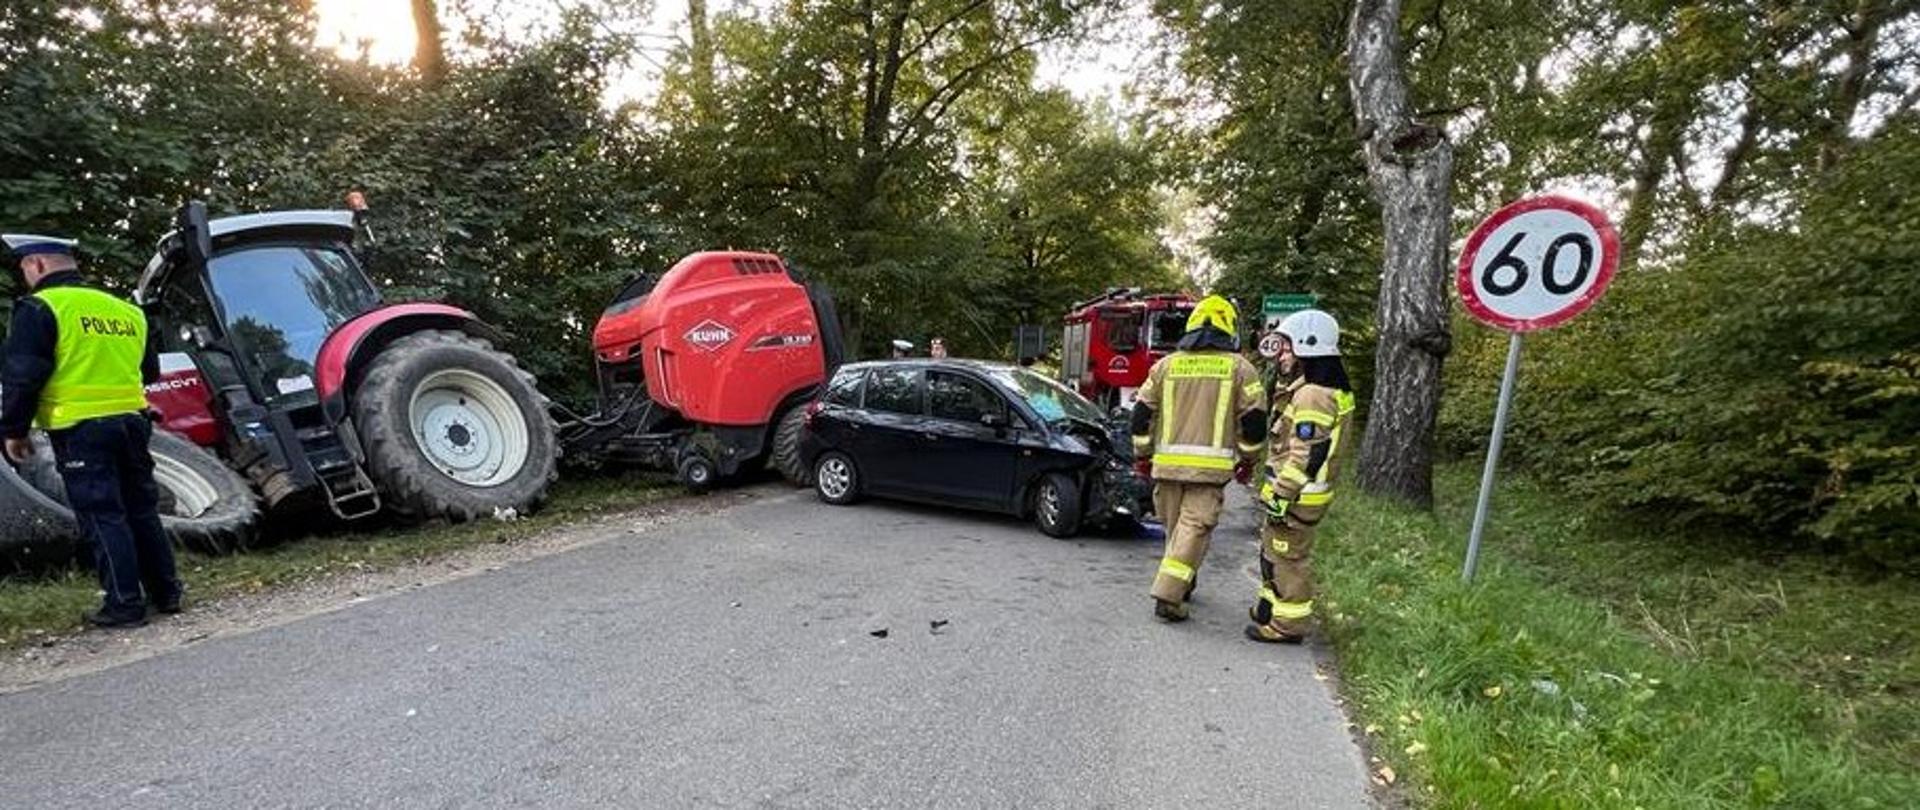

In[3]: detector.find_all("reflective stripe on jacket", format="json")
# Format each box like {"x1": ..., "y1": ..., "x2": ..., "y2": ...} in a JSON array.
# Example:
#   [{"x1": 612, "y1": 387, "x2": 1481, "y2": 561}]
[
  {"x1": 31, "y1": 286, "x2": 149, "y2": 430},
  {"x1": 1266, "y1": 381, "x2": 1355, "y2": 524},
  {"x1": 1134, "y1": 350, "x2": 1265, "y2": 485}
]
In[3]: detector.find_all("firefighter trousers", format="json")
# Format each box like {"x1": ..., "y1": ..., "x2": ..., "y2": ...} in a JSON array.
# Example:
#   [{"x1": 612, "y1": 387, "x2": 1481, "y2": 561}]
[
  {"x1": 1149, "y1": 481, "x2": 1224, "y2": 605},
  {"x1": 1252, "y1": 516, "x2": 1316, "y2": 638}
]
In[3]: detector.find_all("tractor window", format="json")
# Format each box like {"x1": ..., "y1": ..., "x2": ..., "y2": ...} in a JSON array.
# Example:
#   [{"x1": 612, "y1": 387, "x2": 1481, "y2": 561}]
[
  {"x1": 1100, "y1": 310, "x2": 1141, "y2": 353},
  {"x1": 207, "y1": 244, "x2": 379, "y2": 403},
  {"x1": 151, "y1": 271, "x2": 217, "y2": 353},
  {"x1": 862, "y1": 366, "x2": 923, "y2": 416},
  {"x1": 1148, "y1": 310, "x2": 1189, "y2": 350}
]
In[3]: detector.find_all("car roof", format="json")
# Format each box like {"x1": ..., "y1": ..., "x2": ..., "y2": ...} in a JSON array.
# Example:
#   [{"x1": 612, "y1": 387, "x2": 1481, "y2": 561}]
[{"x1": 835, "y1": 358, "x2": 1023, "y2": 374}]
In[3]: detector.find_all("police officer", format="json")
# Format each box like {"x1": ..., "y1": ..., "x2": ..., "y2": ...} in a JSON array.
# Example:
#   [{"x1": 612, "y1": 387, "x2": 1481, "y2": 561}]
[
  {"x1": 1248, "y1": 309, "x2": 1353, "y2": 643},
  {"x1": 2, "y1": 234, "x2": 179, "y2": 628},
  {"x1": 1130, "y1": 295, "x2": 1267, "y2": 622}
]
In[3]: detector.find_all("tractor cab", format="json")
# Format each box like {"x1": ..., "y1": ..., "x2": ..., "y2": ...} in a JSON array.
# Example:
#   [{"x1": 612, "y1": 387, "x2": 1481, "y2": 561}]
[
  {"x1": 137, "y1": 207, "x2": 386, "y2": 517},
  {"x1": 137, "y1": 202, "x2": 556, "y2": 523}
]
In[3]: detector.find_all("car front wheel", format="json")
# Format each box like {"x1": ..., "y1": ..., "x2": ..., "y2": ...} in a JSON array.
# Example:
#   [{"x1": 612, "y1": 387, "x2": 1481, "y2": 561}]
[{"x1": 1034, "y1": 472, "x2": 1083, "y2": 538}]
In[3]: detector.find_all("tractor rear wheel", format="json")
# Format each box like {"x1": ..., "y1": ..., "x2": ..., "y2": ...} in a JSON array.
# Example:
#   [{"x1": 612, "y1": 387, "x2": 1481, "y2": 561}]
[
  {"x1": 353, "y1": 330, "x2": 557, "y2": 522},
  {"x1": 770, "y1": 406, "x2": 812, "y2": 487}
]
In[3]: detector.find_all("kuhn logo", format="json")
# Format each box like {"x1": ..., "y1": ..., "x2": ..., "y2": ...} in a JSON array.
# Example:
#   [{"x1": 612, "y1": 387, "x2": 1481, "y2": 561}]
[{"x1": 685, "y1": 320, "x2": 736, "y2": 351}]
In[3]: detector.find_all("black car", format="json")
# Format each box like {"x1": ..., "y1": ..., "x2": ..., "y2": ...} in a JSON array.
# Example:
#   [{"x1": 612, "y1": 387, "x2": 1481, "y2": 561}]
[{"x1": 799, "y1": 359, "x2": 1150, "y2": 537}]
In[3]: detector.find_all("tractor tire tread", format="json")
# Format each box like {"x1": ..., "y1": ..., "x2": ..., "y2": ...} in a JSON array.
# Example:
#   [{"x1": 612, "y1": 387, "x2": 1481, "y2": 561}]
[{"x1": 771, "y1": 407, "x2": 812, "y2": 487}]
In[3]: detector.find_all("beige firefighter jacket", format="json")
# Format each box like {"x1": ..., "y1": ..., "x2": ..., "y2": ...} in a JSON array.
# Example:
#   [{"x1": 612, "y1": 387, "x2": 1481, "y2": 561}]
[
  {"x1": 1265, "y1": 379, "x2": 1356, "y2": 524},
  {"x1": 1132, "y1": 349, "x2": 1266, "y2": 485}
]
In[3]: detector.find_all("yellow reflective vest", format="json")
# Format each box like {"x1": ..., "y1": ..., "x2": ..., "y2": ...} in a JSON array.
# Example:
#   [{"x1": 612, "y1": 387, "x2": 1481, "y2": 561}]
[
  {"x1": 1265, "y1": 379, "x2": 1356, "y2": 524},
  {"x1": 1133, "y1": 349, "x2": 1265, "y2": 485},
  {"x1": 31, "y1": 286, "x2": 149, "y2": 430}
]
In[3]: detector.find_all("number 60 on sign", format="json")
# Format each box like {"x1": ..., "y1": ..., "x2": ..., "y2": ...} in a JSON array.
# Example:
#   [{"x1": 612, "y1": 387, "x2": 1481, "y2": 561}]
[{"x1": 1458, "y1": 195, "x2": 1619, "y2": 332}]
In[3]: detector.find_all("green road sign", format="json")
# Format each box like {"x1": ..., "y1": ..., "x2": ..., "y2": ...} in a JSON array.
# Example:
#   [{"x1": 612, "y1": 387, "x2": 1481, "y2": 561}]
[{"x1": 1261, "y1": 293, "x2": 1320, "y2": 329}]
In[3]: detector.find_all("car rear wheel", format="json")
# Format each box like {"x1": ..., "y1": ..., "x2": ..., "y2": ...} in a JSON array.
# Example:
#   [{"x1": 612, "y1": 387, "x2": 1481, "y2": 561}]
[
  {"x1": 355, "y1": 330, "x2": 558, "y2": 522},
  {"x1": 814, "y1": 452, "x2": 859, "y2": 505},
  {"x1": 1034, "y1": 472, "x2": 1083, "y2": 538}
]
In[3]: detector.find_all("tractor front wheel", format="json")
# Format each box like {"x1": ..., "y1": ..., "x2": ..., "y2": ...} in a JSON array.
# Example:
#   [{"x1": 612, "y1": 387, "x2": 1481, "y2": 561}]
[
  {"x1": 353, "y1": 330, "x2": 557, "y2": 522},
  {"x1": 4, "y1": 428, "x2": 258, "y2": 558}
]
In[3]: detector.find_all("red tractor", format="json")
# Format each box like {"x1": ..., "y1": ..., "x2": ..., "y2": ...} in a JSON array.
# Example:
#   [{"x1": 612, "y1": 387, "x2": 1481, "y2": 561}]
[
  {"x1": 128, "y1": 202, "x2": 560, "y2": 530},
  {"x1": 1059, "y1": 289, "x2": 1196, "y2": 411}
]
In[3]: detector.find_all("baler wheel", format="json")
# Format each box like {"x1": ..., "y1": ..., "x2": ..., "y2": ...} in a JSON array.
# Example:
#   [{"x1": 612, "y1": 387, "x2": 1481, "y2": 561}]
[
  {"x1": 354, "y1": 330, "x2": 557, "y2": 522},
  {"x1": 770, "y1": 406, "x2": 812, "y2": 487}
]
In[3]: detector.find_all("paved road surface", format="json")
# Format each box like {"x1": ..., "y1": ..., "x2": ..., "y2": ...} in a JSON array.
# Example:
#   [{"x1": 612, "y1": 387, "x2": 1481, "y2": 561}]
[{"x1": 1, "y1": 486, "x2": 1372, "y2": 808}]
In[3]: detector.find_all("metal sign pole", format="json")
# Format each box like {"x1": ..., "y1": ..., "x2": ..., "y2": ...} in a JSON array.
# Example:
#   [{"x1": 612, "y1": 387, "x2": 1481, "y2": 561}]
[{"x1": 1463, "y1": 331, "x2": 1523, "y2": 582}]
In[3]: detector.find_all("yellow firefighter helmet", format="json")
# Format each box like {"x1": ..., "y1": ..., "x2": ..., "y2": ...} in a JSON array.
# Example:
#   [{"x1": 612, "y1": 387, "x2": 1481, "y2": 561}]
[{"x1": 1185, "y1": 295, "x2": 1239, "y2": 336}]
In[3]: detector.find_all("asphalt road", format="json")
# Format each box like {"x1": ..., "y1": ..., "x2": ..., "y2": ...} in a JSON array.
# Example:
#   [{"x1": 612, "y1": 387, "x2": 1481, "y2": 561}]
[{"x1": 0, "y1": 485, "x2": 1373, "y2": 809}]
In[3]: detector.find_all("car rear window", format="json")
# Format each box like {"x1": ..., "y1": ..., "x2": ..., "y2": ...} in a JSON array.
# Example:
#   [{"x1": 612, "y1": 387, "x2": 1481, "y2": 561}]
[{"x1": 863, "y1": 367, "x2": 923, "y2": 415}]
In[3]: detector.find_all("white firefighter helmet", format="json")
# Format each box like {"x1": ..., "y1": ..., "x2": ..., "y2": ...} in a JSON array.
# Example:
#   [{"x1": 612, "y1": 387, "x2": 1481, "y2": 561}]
[{"x1": 1275, "y1": 309, "x2": 1340, "y2": 357}]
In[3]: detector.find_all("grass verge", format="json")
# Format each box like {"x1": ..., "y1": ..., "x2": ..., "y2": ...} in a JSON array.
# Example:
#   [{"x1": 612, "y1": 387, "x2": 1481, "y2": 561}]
[
  {"x1": 1317, "y1": 463, "x2": 1917, "y2": 808},
  {"x1": 0, "y1": 470, "x2": 678, "y2": 649}
]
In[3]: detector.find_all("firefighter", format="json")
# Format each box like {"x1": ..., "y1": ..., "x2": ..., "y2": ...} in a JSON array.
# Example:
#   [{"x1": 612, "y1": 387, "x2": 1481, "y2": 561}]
[
  {"x1": 1248, "y1": 309, "x2": 1354, "y2": 643},
  {"x1": 2, "y1": 234, "x2": 179, "y2": 628},
  {"x1": 1131, "y1": 295, "x2": 1267, "y2": 622}
]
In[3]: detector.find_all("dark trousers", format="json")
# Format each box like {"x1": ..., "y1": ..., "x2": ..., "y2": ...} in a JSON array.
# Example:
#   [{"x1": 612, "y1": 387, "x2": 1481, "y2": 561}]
[{"x1": 48, "y1": 414, "x2": 179, "y2": 618}]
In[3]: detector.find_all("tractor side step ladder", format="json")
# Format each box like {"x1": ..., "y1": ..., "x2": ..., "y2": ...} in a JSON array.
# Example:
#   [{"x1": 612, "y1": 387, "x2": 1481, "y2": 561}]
[
  {"x1": 295, "y1": 425, "x2": 383, "y2": 521},
  {"x1": 317, "y1": 464, "x2": 382, "y2": 521}
]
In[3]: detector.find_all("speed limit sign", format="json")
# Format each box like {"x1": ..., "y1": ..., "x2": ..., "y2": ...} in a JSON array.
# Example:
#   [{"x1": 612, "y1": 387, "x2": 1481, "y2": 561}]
[
  {"x1": 1458, "y1": 195, "x2": 1619, "y2": 332},
  {"x1": 1456, "y1": 195, "x2": 1619, "y2": 582},
  {"x1": 1257, "y1": 332, "x2": 1285, "y2": 359}
]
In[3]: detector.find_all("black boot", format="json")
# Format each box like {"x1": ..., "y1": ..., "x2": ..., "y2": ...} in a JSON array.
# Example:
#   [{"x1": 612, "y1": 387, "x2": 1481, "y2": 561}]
[{"x1": 84, "y1": 609, "x2": 148, "y2": 629}]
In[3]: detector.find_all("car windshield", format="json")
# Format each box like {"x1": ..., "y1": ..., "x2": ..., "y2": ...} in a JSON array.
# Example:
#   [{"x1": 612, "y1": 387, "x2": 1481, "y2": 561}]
[
  {"x1": 207, "y1": 244, "x2": 380, "y2": 403},
  {"x1": 991, "y1": 367, "x2": 1107, "y2": 426}
]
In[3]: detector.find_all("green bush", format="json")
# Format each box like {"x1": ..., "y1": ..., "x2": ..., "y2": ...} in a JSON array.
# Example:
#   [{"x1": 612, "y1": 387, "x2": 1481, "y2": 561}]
[{"x1": 1442, "y1": 123, "x2": 1920, "y2": 568}]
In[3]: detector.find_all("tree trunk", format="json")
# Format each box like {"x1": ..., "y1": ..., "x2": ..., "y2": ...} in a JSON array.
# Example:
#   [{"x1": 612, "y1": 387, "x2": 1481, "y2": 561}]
[
  {"x1": 1618, "y1": 106, "x2": 1685, "y2": 264},
  {"x1": 410, "y1": 0, "x2": 448, "y2": 84},
  {"x1": 688, "y1": 0, "x2": 715, "y2": 117},
  {"x1": 1348, "y1": 0, "x2": 1454, "y2": 509}
]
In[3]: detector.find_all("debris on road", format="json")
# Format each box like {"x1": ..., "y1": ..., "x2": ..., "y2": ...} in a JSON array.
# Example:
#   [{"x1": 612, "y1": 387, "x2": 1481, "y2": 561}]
[
  {"x1": 930, "y1": 619, "x2": 950, "y2": 634},
  {"x1": 868, "y1": 628, "x2": 889, "y2": 639}
]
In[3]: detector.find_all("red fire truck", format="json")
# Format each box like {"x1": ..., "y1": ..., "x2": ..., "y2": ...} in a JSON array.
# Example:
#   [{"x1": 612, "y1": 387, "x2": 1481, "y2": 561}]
[{"x1": 1059, "y1": 289, "x2": 1196, "y2": 411}]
